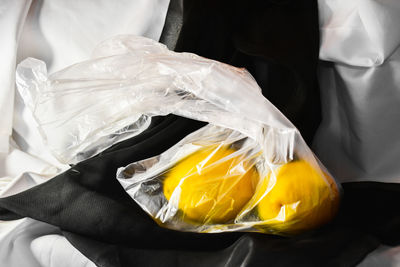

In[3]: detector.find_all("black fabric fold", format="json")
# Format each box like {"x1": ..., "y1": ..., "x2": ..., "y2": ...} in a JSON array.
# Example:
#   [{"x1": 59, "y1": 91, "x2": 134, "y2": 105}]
[
  {"x1": 2, "y1": 112, "x2": 400, "y2": 266},
  {"x1": 336, "y1": 182, "x2": 400, "y2": 246},
  {"x1": 1, "y1": 116, "x2": 248, "y2": 250},
  {"x1": 63, "y1": 226, "x2": 379, "y2": 267},
  {"x1": 172, "y1": 0, "x2": 321, "y2": 144}
]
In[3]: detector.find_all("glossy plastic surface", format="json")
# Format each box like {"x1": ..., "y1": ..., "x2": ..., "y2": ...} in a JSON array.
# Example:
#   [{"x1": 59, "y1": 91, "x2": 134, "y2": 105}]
[{"x1": 16, "y1": 35, "x2": 341, "y2": 234}]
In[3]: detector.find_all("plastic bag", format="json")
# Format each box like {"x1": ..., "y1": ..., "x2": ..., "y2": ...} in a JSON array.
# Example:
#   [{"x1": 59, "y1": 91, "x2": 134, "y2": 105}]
[
  {"x1": 118, "y1": 124, "x2": 341, "y2": 234},
  {"x1": 17, "y1": 35, "x2": 341, "y2": 235},
  {"x1": 16, "y1": 59, "x2": 151, "y2": 164}
]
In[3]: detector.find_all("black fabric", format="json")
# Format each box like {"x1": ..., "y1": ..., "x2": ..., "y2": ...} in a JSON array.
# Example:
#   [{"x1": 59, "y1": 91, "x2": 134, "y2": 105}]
[
  {"x1": 1, "y1": 1, "x2": 398, "y2": 267},
  {"x1": 335, "y1": 182, "x2": 400, "y2": 246},
  {"x1": 159, "y1": 0, "x2": 183, "y2": 50},
  {"x1": 170, "y1": 0, "x2": 321, "y2": 144},
  {"x1": 63, "y1": 226, "x2": 378, "y2": 267},
  {"x1": 3, "y1": 136, "x2": 400, "y2": 267},
  {"x1": 1, "y1": 116, "x2": 248, "y2": 250}
]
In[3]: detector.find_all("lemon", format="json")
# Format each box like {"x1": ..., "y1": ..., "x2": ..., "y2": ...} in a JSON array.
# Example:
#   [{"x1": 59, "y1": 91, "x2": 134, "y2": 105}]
[
  {"x1": 163, "y1": 145, "x2": 259, "y2": 224},
  {"x1": 256, "y1": 160, "x2": 340, "y2": 234}
]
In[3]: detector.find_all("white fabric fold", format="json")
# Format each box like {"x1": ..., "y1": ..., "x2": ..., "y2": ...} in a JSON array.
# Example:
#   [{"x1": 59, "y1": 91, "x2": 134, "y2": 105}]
[
  {"x1": 17, "y1": 0, "x2": 170, "y2": 74},
  {"x1": 319, "y1": 0, "x2": 400, "y2": 67},
  {"x1": 31, "y1": 235, "x2": 96, "y2": 267},
  {"x1": 0, "y1": 219, "x2": 60, "y2": 267},
  {"x1": 0, "y1": 0, "x2": 170, "y2": 196},
  {"x1": 315, "y1": 0, "x2": 400, "y2": 183},
  {"x1": 0, "y1": 1, "x2": 170, "y2": 266},
  {"x1": 0, "y1": 0, "x2": 31, "y2": 153},
  {"x1": 358, "y1": 245, "x2": 400, "y2": 267}
]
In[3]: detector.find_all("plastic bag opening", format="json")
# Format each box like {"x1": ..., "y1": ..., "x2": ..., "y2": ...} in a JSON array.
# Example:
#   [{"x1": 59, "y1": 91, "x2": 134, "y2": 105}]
[{"x1": 16, "y1": 35, "x2": 341, "y2": 235}]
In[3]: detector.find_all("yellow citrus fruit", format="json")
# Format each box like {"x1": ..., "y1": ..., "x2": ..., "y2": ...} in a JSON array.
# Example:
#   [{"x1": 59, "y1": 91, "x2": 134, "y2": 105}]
[
  {"x1": 256, "y1": 160, "x2": 340, "y2": 234},
  {"x1": 163, "y1": 145, "x2": 259, "y2": 224}
]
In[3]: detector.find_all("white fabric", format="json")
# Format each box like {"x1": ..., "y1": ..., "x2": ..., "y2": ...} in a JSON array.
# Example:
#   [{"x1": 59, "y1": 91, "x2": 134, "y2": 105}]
[
  {"x1": 17, "y1": 0, "x2": 170, "y2": 74},
  {"x1": 13, "y1": 0, "x2": 170, "y2": 165},
  {"x1": 31, "y1": 235, "x2": 96, "y2": 267},
  {"x1": 315, "y1": 0, "x2": 400, "y2": 183},
  {"x1": 0, "y1": 137, "x2": 66, "y2": 197},
  {"x1": 0, "y1": 1, "x2": 170, "y2": 266},
  {"x1": 0, "y1": 0, "x2": 31, "y2": 153},
  {"x1": 359, "y1": 245, "x2": 400, "y2": 267},
  {"x1": 0, "y1": 218, "x2": 96, "y2": 267},
  {"x1": 317, "y1": 1, "x2": 400, "y2": 264},
  {"x1": 319, "y1": 0, "x2": 400, "y2": 67},
  {"x1": 1, "y1": 0, "x2": 170, "y2": 193},
  {"x1": 0, "y1": 218, "x2": 60, "y2": 267}
]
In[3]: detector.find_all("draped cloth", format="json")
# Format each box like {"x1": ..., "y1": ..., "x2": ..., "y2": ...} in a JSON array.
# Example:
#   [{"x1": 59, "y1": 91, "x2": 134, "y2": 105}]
[
  {"x1": 1, "y1": 0, "x2": 400, "y2": 266},
  {"x1": 315, "y1": 0, "x2": 400, "y2": 183}
]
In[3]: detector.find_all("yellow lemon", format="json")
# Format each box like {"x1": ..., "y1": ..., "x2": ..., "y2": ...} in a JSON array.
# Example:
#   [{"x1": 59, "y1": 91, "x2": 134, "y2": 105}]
[
  {"x1": 163, "y1": 145, "x2": 259, "y2": 224},
  {"x1": 256, "y1": 160, "x2": 340, "y2": 234}
]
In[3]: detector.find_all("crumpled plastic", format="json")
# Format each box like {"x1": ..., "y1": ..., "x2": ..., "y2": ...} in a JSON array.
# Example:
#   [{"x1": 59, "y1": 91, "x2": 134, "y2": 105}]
[
  {"x1": 16, "y1": 35, "x2": 341, "y2": 235},
  {"x1": 117, "y1": 125, "x2": 341, "y2": 234}
]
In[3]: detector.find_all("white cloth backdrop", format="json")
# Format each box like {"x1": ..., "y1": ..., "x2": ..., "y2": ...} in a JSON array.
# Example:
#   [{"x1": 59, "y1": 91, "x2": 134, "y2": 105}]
[
  {"x1": 316, "y1": 0, "x2": 400, "y2": 183},
  {"x1": 317, "y1": 0, "x2": 400, "y2": 266},
  {"x1": 0, "y1": 0, "x2": 169, "y2": 266}
]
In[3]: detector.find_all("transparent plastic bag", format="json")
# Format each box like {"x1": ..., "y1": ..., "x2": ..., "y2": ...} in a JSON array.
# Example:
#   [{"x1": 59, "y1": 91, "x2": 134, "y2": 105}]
[
  {"x1": 117, "y1": 125, "x2": 341, "y2": 235},
  {"x1": 16, "y1": 58, "x2": 151, "y2": 164},
  {"x1": 17, "y1": 35, "x2": 341, "y2": 234},
  {"x1": 15, "y1": 35, "x2": 290, "y2": 164}
]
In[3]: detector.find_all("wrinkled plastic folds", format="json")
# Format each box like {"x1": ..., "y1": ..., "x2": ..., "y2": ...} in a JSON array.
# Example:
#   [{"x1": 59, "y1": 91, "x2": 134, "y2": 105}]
[{"x1": 16, "y1": 35, "x2": 341, "y2": 234}]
